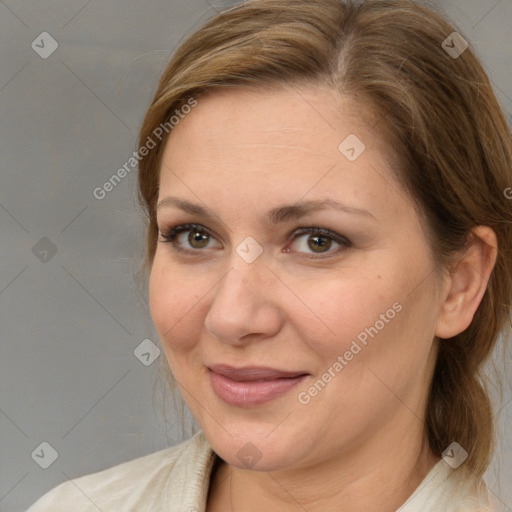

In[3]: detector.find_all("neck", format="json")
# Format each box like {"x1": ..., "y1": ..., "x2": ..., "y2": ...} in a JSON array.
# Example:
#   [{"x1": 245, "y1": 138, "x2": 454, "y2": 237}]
[{"x1": 207, "y1": 424, "x2": 440, "y2": 512}]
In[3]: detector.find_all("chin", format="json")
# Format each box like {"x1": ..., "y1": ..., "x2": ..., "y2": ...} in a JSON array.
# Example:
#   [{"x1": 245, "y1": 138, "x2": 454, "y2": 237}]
[{"x1": 201, "y1": 419, "x2": 311, "y2": 472}]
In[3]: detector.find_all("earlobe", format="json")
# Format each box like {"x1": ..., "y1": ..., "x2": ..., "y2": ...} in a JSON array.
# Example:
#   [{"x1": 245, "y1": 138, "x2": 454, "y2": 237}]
[{"x1": 435, "y1": 226, "x2": 498, "y2": 340}]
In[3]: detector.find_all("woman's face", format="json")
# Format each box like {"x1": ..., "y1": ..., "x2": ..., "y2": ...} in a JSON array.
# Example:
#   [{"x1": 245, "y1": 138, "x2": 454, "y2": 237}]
[{"x1": 149, "y1": 85, "x2": 447, "y2": 472}]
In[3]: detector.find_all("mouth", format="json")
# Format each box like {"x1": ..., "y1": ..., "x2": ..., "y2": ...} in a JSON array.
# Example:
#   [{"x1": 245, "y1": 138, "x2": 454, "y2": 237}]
[{"x1": 208, "y1": 364, "x2": 309, "y2": 407}]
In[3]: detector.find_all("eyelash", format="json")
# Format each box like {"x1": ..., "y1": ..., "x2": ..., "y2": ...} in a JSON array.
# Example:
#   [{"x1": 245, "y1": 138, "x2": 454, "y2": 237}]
[{"x1": 158, "y1": 223, "x2": 351, "y2": 259}]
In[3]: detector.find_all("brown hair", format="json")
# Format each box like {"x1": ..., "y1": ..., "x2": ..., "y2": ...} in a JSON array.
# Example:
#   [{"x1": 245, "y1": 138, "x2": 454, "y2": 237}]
[{"x1": 136, "y1": 0, "x2": 512, "y2": 479}]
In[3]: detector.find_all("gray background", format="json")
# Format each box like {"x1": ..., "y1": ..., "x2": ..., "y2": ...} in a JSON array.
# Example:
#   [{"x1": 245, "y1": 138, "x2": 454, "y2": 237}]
[{"x1": 0, "y1": 1, "x2": 511, "y2": 511}]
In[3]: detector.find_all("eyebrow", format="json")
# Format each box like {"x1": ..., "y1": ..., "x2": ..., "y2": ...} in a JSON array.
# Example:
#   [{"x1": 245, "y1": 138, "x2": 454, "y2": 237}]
[{"x1": 156, "y1": 196, "x2": 375, "y2": 225}]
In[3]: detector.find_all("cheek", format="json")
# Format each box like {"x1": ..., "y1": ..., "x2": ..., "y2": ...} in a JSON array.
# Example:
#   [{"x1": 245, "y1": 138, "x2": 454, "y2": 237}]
[
  {"x1": 297, "y1": 258, "x2": 435, "y2": 380},
  {"x1": 148, "y1": 257, "x2": 208, "y2": 353},
  {"x1": 295, "y1": 270, "x2": 397, "y2": 356}
]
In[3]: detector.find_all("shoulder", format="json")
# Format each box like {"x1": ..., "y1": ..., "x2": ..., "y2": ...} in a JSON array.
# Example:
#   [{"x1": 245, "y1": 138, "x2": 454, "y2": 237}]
[
  {"x1": 26, "y1": 431, "x2": 215, "y2": 512},
  {"x1": 398, "y1": 459, "x2": 495, "y2": 512}
]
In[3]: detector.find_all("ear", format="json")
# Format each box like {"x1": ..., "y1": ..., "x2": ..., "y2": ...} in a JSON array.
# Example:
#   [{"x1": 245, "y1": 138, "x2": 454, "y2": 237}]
[{"x1": 435, "y1": 226, "x2": 498, "y2": 339}]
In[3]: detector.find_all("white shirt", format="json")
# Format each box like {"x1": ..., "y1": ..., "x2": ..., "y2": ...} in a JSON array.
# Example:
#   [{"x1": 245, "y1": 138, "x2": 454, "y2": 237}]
[{"x1": 26, "y1": 431, "x2": 494, "y2": 511}]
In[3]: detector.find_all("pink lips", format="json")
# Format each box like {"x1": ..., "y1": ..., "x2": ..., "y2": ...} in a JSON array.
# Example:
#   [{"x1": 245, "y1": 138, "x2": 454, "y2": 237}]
[{"x1": 208, "y1": 364, "x2": 308, "y2": 407}]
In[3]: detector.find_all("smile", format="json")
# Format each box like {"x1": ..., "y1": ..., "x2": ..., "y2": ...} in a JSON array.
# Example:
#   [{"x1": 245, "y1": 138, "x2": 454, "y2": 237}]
[{"x1": 208, "y1": 365, "x2": 309, "y2": 407}]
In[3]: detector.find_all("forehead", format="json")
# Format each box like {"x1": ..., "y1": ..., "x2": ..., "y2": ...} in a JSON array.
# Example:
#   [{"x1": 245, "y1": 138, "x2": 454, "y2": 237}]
[
  {"x1": 161, "y1": 85, "x2": 380, "y2": 174},
  {"x1": 156, "y1": 85, "x2": 407, "y2": 223},
  {"x1": 178, "y1": 85, "x2": 365, "y2": 135}
]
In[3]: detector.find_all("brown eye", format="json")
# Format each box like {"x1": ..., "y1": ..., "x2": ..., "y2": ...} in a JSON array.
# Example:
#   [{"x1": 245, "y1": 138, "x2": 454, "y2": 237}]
[
  {"x1": 188, "y1": 230, "x2": 210, "y2": 249},
  {"x1": 288, "y1": 227, "x2": 351, "y2": 258},
  {"x1": 158, "y1": 223, "x2": 221, "y2": 253},
  {"x1": 307, "y1": 235, "x2": 332, "y2": 253}
]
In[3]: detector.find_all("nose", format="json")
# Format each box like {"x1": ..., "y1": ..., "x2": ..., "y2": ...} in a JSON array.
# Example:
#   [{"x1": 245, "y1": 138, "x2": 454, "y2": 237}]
[{"x1": 204, "y1": 255, "x2": 284, "y2": 346}]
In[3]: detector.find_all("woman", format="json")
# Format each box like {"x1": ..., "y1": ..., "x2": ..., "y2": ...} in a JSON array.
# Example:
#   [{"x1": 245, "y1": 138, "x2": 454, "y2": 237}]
[{"x1": 28, "y1": 0, "x2": 512, "y2": 510}]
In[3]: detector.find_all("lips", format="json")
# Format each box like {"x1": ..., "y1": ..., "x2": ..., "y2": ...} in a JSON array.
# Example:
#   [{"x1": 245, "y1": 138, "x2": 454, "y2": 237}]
[
  {"x1": 208, "y1": 364, "x2": 309, "y2": 406},
  {"x1": 209, "y1": 364, "x2": 307, "y2": 381}
]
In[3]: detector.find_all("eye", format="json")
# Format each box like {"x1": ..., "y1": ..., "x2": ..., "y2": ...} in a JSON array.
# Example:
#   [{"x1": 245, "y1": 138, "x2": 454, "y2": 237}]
[
  {"x1": 158, "y1": 223, "x2": 351, "y2": 258},
  {"x1": 287, "y1": 227, "x2": 351, "y2": 258},
  {"x1": 158, "y1": 223, "x2": 220, "y2": 253}
]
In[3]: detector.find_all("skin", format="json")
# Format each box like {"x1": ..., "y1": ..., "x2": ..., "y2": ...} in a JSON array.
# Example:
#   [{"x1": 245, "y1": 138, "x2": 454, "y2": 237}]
[{"x1": 148, "y1": 84, "x2": 497, "y2": 511}]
